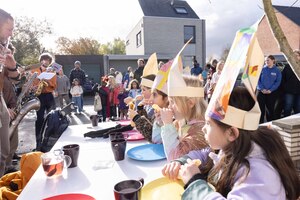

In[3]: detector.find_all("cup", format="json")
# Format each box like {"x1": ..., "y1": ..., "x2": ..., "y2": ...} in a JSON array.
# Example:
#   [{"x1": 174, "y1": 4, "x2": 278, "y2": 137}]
[
  {"x1": 109, "y1": 132, "x2": 125, "y2": 141},
  {"x1": 111, "y1": 138, "x2": 127, "y2": 161},
  {"x1": 62, "y1": 144, "x2": 80, "y2": 168},
  {"x1": 41, "y1": 149, "x2": 72, "y2": 178},
  {"x1": 90, "y1": 115, "x2": 99, "y2": 126},
  {"x1": 114, "y1": 178, "x2": 144, "y2": 200}
]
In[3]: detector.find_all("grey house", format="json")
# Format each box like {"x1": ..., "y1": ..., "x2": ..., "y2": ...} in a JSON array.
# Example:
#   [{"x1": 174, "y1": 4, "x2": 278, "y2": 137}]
[{"x1": 125, "y1": 0, "x2": 206, "y2": 67}]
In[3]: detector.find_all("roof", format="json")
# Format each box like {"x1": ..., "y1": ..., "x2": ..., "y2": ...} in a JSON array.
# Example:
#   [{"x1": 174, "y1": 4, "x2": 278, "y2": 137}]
[
  {"x1": 138, "y1": 0, "x2": 200, "y2": 19},
  {"x1": 273, "y1": 5, "x2": 300, "y2": 26}
]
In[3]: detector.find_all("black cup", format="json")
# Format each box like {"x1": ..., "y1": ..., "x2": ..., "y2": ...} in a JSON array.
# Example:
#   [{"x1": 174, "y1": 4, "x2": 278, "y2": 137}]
[
  {"x1": 62, "y1": 144, "x2": 80, "y2": 168},
  {"x1": 114, "y1": 179, "x2": 144, "y2": 200},
  {"x1": 111, "y1": 139, "x2": 127, "y2": 161},
  {"x1": 90, "y1": 115, "x2": 99, "y2": 126},
  {"x1": 109, "y1": 132, "x2": 124, "y2": 141}
]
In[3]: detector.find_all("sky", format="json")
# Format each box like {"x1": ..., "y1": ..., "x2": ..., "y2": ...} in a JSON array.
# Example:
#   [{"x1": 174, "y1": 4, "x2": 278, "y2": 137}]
[{"x1": 2, "y1": 0, "x2": 299, "y2": 60}]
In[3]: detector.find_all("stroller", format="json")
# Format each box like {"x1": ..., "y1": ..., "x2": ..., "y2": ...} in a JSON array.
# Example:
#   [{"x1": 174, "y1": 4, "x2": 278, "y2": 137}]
[{"x1": 39, "y1": 102, "x2": 77, "y2": 152}]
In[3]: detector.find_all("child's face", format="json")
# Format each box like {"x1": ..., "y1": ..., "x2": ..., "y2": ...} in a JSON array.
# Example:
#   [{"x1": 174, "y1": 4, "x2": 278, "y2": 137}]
[
  {"x1": 141, "y1": 86, "x2": 151, "y2": 99},
  {"x1": 74, "y1": 81, "x2": 79, "y2": 85},
  {"x1": 132, "y1": 82, "x2": 138, "y2": 89},
  {"x1": 202, "y1": 116, "x2": 230, "y2": 150},
  {"x1": 151, "y1": 90, "x2": 168, "y2": 108},
  {"x1": 168, "y1": 97, "x2": 184, "y2": 120}
]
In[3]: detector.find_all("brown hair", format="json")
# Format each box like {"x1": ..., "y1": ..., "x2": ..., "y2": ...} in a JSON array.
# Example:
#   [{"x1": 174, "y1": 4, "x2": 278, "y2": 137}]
[
  {"x1": 128, "y1": 79, "x2": 140, "y2": 90},
  {"x1": 0, "y1": 9, "x2": 13, "y2": 26},
  {"x1": 39, "y1": 52, "x2": 53, "y2": 63},
  {"x1": 208, "y1": 86, "x2": 300, "y2": 199}
]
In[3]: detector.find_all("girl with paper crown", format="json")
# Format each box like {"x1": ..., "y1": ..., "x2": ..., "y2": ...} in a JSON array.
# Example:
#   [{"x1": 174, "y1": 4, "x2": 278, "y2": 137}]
[
  {"x1": 159, "y1": 39, "x2": 211, "y2": 164},
  {"x1": 127, "y1": 53, "x2": 158, "y2": 132},
  {"x1": 162, "y1": 26, "x2": 300, "y2": 200}
]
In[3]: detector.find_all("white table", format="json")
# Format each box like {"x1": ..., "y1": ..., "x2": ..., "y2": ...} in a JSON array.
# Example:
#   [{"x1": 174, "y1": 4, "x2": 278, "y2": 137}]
[{"x1": 17, "y1": 122, "x2": 167, "y2": 200}]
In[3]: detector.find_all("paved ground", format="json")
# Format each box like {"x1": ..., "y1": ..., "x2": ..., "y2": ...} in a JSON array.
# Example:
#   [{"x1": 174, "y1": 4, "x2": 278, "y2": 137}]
[{"x1": 16, "y1": 95, "x2": 97, "y2": 154}]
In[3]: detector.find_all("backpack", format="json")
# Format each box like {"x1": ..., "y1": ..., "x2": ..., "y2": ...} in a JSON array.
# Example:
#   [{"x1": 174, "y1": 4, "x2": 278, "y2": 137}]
[{"x1": 40, "y1": 109, "x2": 69, "y2": 152}]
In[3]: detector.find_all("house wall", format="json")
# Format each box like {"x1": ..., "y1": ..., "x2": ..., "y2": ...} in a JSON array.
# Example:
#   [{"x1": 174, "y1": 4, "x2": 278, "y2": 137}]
[
  {"x1": 257, "y1": 12, "x2": 300, "y2": 55},
  {"x1": 125, "y1": 18, "x2": 145, "y2": 55}
]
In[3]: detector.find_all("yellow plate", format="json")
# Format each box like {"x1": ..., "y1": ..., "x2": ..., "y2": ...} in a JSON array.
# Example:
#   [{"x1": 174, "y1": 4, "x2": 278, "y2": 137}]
[{"x1": 141, "y1": 177, "x2": 184, "y2": 200}]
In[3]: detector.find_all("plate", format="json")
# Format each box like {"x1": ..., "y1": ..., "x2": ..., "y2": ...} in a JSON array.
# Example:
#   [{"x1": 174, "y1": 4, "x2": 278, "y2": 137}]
[
  {"x1": 141, "y1": 177, "x2": 184, "y2": 200},
  {"x1": 127, "y1": 144, "x2": 166, "y2": 161},
  {"x1": 43, "y1": 193, "x2": 95, "y2": 200},
  {"x1": 123, "y1": 130, "x2": 145, "y2": 141},
  {"x1": 117, "y1": 120, "x2": 131, "y2": 126}
]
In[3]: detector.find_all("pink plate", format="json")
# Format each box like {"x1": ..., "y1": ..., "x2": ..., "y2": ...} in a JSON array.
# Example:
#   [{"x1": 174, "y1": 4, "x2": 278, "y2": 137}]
[
  {"x1": 43, "y1": 193, "x2": 95, "y2": 200},
  {"x1": 123, "y1": 130, "x2": 145, "y2": 141},
  {"x1": 117, "y1": 120, "x2": 131, "y2": 126}
]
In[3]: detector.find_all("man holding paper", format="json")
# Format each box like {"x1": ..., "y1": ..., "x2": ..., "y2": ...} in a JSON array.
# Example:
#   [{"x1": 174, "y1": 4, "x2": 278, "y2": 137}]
[{"x1": 31, "y1": 52, "x2": 57, "y2": 151}]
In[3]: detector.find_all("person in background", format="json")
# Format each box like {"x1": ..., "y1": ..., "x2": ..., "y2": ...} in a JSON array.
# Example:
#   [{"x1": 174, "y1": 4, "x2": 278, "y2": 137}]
[
  {"x1": 108, "y1": 67, "x2": 116, "y2": 77},
  {"x1": 55, "y1": 68, "x2": 70, "y2": 108},
  {"x1": 257, "y1": 55, "x2": 282, "y2": 123},
  {"x1": 107, "y1": 76, "x2": 120, "y2": 120},
  {"x1": 191, "y1": 60, "x2": 202, "y2": 77},
  {"x1": 201, "y1": 63, "x2": 211, "y2": 85},
  {"x1": 92, "y1": 76, "x2": 109, "y2": 122},
  {"x1": 31, "y1": 52, "x2": 57, "y2": 151},
  {"x1": 117, "y1": 87, "x2": 129, "y2": 120},
  {"x1": 69, "y1": 60, "x2": 86, "y2": 112},
  {"x1": 207, "y1": 61, "x2": 224, "y2": 102},
  {"x1": 123, "y1": 66, "x2": 133, "y2": 88},
  {"x1": 134, "y1": 58, "x2": 145, "y2": 83},
  {"x1": 115, "y1": 71, "x2": 123, "y2": 85},
  {"x1": 128, "y1": 79, "x2": 141, "y2": 102},
  {"x1": 70, "y1": 78, "x2": 83, "y2": 114},
  {"x1": 282, "y1": 49, "x2": 300, "y2": 117}
]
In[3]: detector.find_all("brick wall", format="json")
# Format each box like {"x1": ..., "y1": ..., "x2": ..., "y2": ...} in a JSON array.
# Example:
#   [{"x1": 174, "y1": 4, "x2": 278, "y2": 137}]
[{"x1": 257, "y1": 12, "x2": 300, "y2": 55}]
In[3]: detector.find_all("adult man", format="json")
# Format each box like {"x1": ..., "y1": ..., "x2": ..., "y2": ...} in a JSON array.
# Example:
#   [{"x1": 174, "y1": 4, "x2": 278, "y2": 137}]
[
  {"x1": 69, "y1": 60, "x2": 86, "y2": 111},
  {"x1": 133, "y1": 58, "x2": 145, "y2": 84},
  {"x1": 31, "y1": 53, "x2": 57, "y2": 151},
  {"x1": 0, "y1": 8, "x2": 21, "y2": 176},
  {"x1": 190, "y1": 59, "x2": 202, "y2": 76}
]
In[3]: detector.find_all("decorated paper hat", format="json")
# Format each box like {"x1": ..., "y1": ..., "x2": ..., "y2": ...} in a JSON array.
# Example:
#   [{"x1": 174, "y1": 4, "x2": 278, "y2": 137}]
[
  {"x1": 151, "y1": 59, "x2": 173, "y2": 94},
  {"x1": 140, "y1": 53, "x2": 158, "y2": 88},
  {"x1": 206, "y1": 24, "x2": 264, "y2": 130},
  {"x1": 167, "y1": 38, "x2": 204, "y2": 97}
]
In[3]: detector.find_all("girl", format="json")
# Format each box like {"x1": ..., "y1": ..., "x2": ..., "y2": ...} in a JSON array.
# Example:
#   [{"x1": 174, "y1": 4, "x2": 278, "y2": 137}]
[
  {"x1": 128, "y1": 79, "x2": 141, "y2": 108},
  {"x1": 92, "y1": 76, "x2": 109, "y2": 122},
  {"x1": 107, "y1": 75, "x2": 120, "y2": 120},
  {"x1": 207, "y1": 61, "x2": 224, "y2": 102},
  {"x1": 160, "y1": 75, "x2": 211, "y2": 161},
  {"x1": 70, "y1": 78, "x2": 83, "y2": 114},
  {"x1": 117, "y1": 87, "x2": 129, "y2": 120},
  {"x1": 163, "y1": 87, "x2": 300, "y2": 200}
]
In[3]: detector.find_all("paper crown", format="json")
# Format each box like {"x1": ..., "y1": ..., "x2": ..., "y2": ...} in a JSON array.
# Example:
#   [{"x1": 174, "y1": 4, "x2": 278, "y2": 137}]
[
  {"x1": 167, "y1": 38, "x2": 204, "y2": 97},
  {"x1": 140, "y1": 53, "x2": 158, "y2": 88},
  {"x1": 151, "y1": 60, "x2": 173, "y2": 94},
  {"x1": 206, "y1": 24, "x2": 264, "y2": 130}
]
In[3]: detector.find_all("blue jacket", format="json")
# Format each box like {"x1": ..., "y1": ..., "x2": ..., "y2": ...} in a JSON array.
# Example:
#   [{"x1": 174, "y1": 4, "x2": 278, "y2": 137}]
[
  {"x1": 191, "y1": 65, "x2": 203, "y2": 76},
  {"x1": 257, "y1": 65, "x2": 282, "y2": 92}
]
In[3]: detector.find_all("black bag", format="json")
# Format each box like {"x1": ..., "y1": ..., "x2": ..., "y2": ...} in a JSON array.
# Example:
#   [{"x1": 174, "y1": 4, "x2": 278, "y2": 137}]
[{"x1": 40, "y1": 109, "x2": 70, "y2": 152}]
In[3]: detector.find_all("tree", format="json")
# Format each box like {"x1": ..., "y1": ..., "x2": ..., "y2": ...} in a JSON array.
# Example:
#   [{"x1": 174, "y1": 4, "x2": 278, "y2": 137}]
[
  {"x1": 220, "y1": 45, "x2": 230, "y2": 61},
  {"x1": 13, "y1": 16, "x2": 52, "y2": 65},
  {"x1": 56, "y1": 37, "x2": 101, "y2": 55},
  {"x1": 263, "y1": 0, "x2": 300, "y2": 80},
  {"x1": 99, "y1": 38, "x2": 126, "y2": 54}
]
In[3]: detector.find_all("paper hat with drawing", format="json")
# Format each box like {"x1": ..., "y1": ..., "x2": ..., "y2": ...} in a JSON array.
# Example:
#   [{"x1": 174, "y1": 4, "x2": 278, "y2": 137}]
[
  {"x1": 140, "y1": 53, "x2": 158, "y2": 88},
  {"x1": 167, "y1": 38, "x2": 204, "y2": 97},
  {"x1": 151, "y1": 59, "x2": 173, "y2": 94},
  {"x1": 206, "y1": 25, "x2": 264, "y2": 130}
]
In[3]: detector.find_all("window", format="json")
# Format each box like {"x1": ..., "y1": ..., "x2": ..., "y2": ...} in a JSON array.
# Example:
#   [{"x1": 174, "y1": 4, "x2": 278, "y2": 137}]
[
  {"x1": 136, "y1": 31, "x2": 142, "y2": 47},
  {"x1": 184, "y1": 26, "x2": 195, "y2": 43},
  {"x1": 174, "y1": 7, "x2": 188, "y2": 14}
]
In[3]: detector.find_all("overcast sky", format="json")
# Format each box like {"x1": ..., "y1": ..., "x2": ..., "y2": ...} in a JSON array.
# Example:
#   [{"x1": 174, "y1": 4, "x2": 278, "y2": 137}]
[{"x1": 2, "y1": 0, "x2": 299, "y2": 60}]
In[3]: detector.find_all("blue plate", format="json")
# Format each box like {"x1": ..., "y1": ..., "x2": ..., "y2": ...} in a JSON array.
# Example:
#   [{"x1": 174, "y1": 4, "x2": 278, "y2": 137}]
[{"x1": 127, "y1": 144, "x2": 166, "y2": 161}]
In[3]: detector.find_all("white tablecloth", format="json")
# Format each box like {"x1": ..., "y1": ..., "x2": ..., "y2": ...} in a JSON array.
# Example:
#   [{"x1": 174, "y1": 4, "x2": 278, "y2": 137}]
[{"x1": 17, "y1": 122, "x2": 167, "y2": 200}]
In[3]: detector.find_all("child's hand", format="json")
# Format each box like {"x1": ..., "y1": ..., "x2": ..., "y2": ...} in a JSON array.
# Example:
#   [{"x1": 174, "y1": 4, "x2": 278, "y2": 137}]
[
  {"x1": 160, "y1": 108, "x2": 174, "y2": 125},
  {"x1": 128, "y1": 109, "x2": 138, "y2": 120},
  {"x1": 124, "y1": 97, "x2": 133, "y2": 105},
  {"x1": 161, "y1": 161, "x2": 181, "y2": 181},
  {"x1": 179, "y1": 159, "x2": 201, "y2": 184},
  {"x1": 155, "y1": 110, "x2": 163, "y2": 126},
  {"x1": 135, "y1": 95, "x2": 143, "y2": 101}
]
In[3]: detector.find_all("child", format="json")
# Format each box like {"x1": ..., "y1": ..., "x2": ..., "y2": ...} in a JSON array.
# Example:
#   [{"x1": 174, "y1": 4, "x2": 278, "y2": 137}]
[
  {"x1": 160, "y1": 75, "x2": 210, "y2": 161},
  {"x1": 55, "y1": 68, "x2": 70, "y2": 108},
  {"x1": 164, "y1": 87, "x2": 300, "y2": 200},
  {"x1": 107, "y1": 76, "x2": 120, "y2": 120},
  {"x1": 92, "y1": 76, "x2": 109, "y2": 122},
  {"x1": 117, "y1": 87, "x2": 129, "y2": 120},
  {"x1": 128, "y1": 79, "x2": 141, "y2": 99},
  {"x1": 70, "y1": 78, "x2": 83, "y2": 114}
]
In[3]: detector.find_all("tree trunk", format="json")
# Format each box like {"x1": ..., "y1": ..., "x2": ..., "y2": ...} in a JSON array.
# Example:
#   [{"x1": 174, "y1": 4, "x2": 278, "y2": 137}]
[{"x1": 263, "y1": 0, "x2": 300, "y2": 80}]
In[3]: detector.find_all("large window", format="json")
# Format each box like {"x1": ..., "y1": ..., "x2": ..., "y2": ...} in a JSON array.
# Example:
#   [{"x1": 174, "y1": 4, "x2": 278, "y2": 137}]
[
  {"x1": 136, "y1": 31, "x2": 142, "y2": 47},
  {"x1": 184, "y1": 26, "x2": 195, "y2": 43}
]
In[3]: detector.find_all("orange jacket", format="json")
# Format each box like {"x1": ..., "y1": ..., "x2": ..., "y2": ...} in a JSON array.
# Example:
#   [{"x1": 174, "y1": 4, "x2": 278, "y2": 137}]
[{"x1": 31, "y1": 67, "x2": 57, "y2": 94}]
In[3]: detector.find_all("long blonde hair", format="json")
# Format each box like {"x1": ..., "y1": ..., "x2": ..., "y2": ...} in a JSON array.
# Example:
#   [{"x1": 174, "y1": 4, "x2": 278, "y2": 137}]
[{"x1": 172, "y1": 75, "x2": 206, "y2": 121}]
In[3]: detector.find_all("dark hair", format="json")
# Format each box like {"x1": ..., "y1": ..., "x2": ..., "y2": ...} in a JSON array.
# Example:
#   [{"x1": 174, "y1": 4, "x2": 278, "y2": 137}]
[
  {"x1": 208, "y1": 86, "x2": 300, "y2": 199},
  {"x1": 0, "y1": 9, "x2": 13, "y2": 26},
  {"x1": 39, "y1": 52, "x2": 53, "y2": 63},
  {"x1": 128, "y1": 79, "x2": 140, "y2": 90}
]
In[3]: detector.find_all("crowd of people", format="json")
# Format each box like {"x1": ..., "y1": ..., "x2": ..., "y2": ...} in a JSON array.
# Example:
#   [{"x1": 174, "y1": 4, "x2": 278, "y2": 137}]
[{"x1": 1, "y1": 7, "x2": 300, "y2": 200}]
